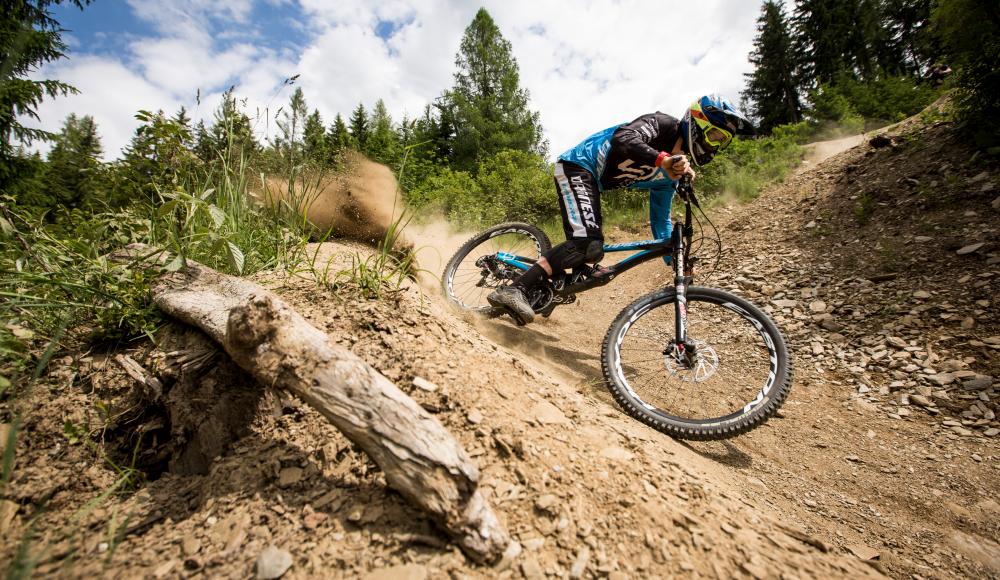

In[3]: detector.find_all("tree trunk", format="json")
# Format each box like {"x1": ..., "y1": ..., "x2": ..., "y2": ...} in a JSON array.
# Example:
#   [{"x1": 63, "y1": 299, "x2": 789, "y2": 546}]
[{"x1": 117, "y1": 245, "x2": 509, "y2": 563}]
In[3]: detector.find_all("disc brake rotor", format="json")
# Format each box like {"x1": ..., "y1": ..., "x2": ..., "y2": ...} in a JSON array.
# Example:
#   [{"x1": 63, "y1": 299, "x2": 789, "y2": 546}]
[{"x1": 664, "y1": 339, "x2": 720, "y2": 383}]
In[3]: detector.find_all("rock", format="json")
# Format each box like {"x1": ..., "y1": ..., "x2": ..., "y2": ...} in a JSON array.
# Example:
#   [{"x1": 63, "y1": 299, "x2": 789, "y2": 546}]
[
  {"x1": 821, "y1": 319, "x2": 844, "y2": 332},
  {"x1": 466, "y1": 409, "x2": 484, "y2": 424},
  {"x1": 956, "y1": 242, "x2": 985, "y2": 255},
  {"x1": 811, "y1": 343, "x2": 824, "y2": 355},
  {"x1": 532, "y1": 400, "x2": 569, "y2": 425},
  {"x1": 927, "y1": 373, "x2": 956, "y2": 386},
  {"x1": 520, "y1": 557, "x2": 544, "y2": 580},
  {"x1": 992, "y1": 196, "x2": 1000, "y2": 211},
  {"x1": 806, "y1": 220, "x2": 817, "y2": 228},
  {"x1": 773, "y1": 299, "x2": 798, "y2": 309},
  {"x1": 809, "y1": 300, "x2": 827, "y2": 313},
  {"x1": 886, "y1": 336, "x2": 908, "y2": 349},
  {"x1": 412, "y1": 377, "x2": 438, "y2": 392},
  {"x1": 913, "y1": 290, "x2": 931, "y2": 299},
  {"x1": 153, "y1": 560, "x2": 177, "y2": 579},
  {"x1": 599, "y1": 446, "x2": 635, "y2": 462},
  {"x1": 910, "y1": 394, "x2": 933, "y2": 407},
  {"x1": 302, "y1": 511, "x2": 328, "y2": 530},
  {"x1": 984, "y1": 428, "x2": 999, "y2": 437},
  {"x1": 255, "y1": 546, "x2": 293, "y2": 580},
  {"x1": 277, "y1": 467, "x2": 303, "y2": 488},
  {"x1": 869, "y1": 134, "x2": 892, "y2": 148},
  {"x1": 962, "y1": 376, "x2": 993, "y2": 390},
  {"x1": 182, "y1": 537, "x2": 202, "y2": 556},
  {"x1": 569, "y1": 546, "x2": 591, "y2": 579},
  {"x1": 495, "y1": 540, "x2": 522, "y2": 572},
  {"x1": 846, "y1": 543, "x2": 880, "y2": 560},
  {"x1": 363, "y1": 564, "x2": 428, "y2": 580},
  {"x1": 522, "y1": 537, "x2": 545, "y2": 551},
  {"x1": 961, "y1": 317, "x2": 975, "y2": 330},
  {"x1": 535, "y1": 494, "x2": 559, "y2": 512}
]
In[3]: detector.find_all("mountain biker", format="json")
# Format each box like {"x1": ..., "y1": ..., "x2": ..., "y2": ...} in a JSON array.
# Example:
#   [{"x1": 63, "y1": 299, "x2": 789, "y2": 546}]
[{"x1": 487, "y1": 94, "x2": 754, "y2": 324}]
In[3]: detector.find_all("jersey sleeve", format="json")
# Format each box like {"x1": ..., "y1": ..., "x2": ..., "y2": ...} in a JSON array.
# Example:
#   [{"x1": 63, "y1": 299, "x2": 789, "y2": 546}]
[{"x1": 610, "y1": 113, "x2": 675, "y2": 169}]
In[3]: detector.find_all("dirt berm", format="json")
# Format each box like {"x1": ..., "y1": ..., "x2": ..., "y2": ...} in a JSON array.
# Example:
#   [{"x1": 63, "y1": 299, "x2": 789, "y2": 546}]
[{"x1": 3, "y1": 108, "x2": 998, "y2": 578}]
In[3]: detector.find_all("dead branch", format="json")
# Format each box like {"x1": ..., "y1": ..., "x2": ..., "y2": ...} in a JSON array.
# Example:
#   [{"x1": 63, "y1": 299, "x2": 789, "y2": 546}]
[{"x1": 114, "y1": 244, "x2": 508, "y2": 562}]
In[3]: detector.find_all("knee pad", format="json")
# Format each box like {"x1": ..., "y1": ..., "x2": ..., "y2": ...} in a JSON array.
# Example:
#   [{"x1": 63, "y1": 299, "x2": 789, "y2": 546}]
[
  {"x1": 583, "y1": 239, "x2": 604, "y2": 264},
  {"x1": 546, "y1": 238, "x2": 604, "y2": 271}
]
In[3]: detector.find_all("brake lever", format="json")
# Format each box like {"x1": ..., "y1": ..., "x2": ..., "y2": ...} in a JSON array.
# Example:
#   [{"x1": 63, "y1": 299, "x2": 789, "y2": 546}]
[{"x1": 676, "y1": 175, "x2": 693, "y2": 202}]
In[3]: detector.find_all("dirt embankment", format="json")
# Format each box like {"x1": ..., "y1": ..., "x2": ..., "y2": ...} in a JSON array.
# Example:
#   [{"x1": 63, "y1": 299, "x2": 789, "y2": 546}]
[{"x1": 4, "y1": 110, "x2": 999, "y2": 579}]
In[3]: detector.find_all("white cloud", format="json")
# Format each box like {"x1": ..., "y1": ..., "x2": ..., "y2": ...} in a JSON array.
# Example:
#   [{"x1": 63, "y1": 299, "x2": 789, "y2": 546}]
[
  {"x1": 24, "y1": 0, "x2": 766, "y2": 161},
  {"x1": 31, "y1": 56, "x2": 181, "y2": 158}
]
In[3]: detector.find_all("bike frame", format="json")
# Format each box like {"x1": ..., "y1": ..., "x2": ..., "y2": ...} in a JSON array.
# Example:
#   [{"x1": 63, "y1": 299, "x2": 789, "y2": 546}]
[{"x1": 494, "y1": 178, "x2": 699, "y2": 348}]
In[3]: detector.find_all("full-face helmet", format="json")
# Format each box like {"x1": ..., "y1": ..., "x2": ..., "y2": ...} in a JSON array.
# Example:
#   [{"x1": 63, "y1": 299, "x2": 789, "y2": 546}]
[{"x1": 680, "y1": 94, "x2": 755, "y2": 166}]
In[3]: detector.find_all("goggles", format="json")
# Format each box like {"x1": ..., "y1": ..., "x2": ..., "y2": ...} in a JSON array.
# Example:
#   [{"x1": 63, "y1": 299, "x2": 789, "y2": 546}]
[{"x1": 703, "y1": 125, "x2": 733, "y2": 149}]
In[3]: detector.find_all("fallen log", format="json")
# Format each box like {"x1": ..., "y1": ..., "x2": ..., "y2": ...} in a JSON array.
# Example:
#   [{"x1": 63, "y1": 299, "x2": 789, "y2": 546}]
[{"x1": 117, "y1": 244, "x2": 509, "y2": 562}]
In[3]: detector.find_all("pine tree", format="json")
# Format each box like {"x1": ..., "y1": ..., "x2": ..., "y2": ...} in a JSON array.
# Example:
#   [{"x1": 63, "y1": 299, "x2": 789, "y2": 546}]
[
  {"x1": 302, "y1": 108, "x2": 327, "y2": 164},
  {"x1": 274, "y1": 87, "x2": 308, "y2": 168},
  {"x1": 794, "y1": 0, "x2": 844, "y2": 85},
  {"x1": 881, "y1": 0, "x2": 936, "y2": 74},
  {"x1": 119, "y1": 110, "x2": 193, "y2": 202},
  {"x1": 348, "y1": 103, "x2": 369, "y2": 150},
  {"x1": 743, "y1": 1, "x2": 802, "y2": 133},
  {"x1": 1, "y1": 1, "x2": 92, "y2": 191},
  {"x1": 445, "y1": 8, "x2": 544, "y2": 170},
  {"x1": 327, "y1": 113, "x2": 352, "y2": 164},
  {"x1": 364, "y1": 98, "x2": 396, "y2": 164},
  {"x1": 209, "y1": 89, "x2": 256, "y2": 163},
  {"x1": 44, "y1": 113, "x2": 103, "y2": 208},
  {"x1": 193, "y1": 120, "x2": 214, "y2": 163}
]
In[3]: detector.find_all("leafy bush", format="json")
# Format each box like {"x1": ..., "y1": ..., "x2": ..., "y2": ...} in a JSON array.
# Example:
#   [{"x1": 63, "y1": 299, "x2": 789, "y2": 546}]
[
  {"x1": 808, "y1": 72, "x2": 940, "y2": 130},
  {"x1": 697, "y1": 122, "x2": 807, "y2": 202},
  {"x1": 406, "y1": 149, "x2": 554, "y2": 228},
  {"x1": 476, "y1": 150, "x2": 554, "y2": 224}
]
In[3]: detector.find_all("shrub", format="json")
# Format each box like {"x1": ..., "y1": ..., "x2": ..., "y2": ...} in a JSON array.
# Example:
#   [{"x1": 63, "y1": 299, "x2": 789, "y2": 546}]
[
  {"x1": 406, "y1": 149, "x2": 554, "y2": 228},
  {"x1": 808, "y1": 72, "x2": 940, "y2": 130},
  {"x1": 697, "y1": 122, "x2": 807, "y2": 202},
  {"x1": 476, "y1": 149, "x2": 555, "y2": 224}
]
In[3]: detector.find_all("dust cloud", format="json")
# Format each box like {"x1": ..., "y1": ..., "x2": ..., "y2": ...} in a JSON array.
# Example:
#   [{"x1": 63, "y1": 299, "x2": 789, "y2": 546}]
[
  {"x1": 261, "y1": 151, "x2": 406, "y2": 247},
  {"x1": 259, "y1": 151, "x2": 480, "y2": 293}
]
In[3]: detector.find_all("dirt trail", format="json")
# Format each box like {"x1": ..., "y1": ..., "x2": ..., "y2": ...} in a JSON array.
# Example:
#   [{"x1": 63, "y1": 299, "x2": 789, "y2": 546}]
[
  {"x1": 460, "y1": 122, "x2": 1000, "y2": 577},
  {"x1": 797, "y1": 134, "x2": 865, "y2": 174}
]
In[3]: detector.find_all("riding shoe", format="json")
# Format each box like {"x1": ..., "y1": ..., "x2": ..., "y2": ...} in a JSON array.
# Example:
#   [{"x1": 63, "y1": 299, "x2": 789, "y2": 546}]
[{"x1": 487, "y1": 285, "x2": 535, "y2": 324}]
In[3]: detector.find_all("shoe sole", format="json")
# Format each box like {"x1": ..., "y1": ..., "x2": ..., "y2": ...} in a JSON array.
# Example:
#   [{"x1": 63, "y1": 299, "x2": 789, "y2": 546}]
[{"x1": 487, "y1": 295, "x2": 534, "y2": 325}]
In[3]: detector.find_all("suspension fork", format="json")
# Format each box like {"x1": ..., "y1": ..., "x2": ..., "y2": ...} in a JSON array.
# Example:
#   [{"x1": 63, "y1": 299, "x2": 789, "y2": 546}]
[{"x1": 672, "y1": 224, "x2": 688, "y2": 347}]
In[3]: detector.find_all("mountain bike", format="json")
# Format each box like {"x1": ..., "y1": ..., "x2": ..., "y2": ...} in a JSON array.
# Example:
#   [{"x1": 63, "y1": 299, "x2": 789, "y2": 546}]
[{"x1": 442, "y1": 177, "x2": 791, "y2": 440}]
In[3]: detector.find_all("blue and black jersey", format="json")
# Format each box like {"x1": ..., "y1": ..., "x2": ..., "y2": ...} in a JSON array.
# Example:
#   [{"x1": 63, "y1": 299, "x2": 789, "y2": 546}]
[{"x1": 555, "y1": 112, "x2": 681, "y2": 243}]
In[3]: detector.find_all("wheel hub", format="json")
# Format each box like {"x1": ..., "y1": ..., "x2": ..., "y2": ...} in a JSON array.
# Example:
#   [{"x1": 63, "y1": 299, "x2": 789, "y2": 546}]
[{"x1": 663, "y1": 339, "x2": 719, "y2": 382}]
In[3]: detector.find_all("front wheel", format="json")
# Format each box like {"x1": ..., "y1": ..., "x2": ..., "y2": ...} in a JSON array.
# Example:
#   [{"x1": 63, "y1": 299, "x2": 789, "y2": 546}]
[{"x1": 601, "y1": 286, "x2": 792, "y2": 440}]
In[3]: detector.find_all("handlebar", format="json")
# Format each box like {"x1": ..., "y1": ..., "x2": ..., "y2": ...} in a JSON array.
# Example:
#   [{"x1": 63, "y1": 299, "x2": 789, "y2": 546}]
[{"x1": 676, "y1": 175, "x2": 699, "y2": 207}]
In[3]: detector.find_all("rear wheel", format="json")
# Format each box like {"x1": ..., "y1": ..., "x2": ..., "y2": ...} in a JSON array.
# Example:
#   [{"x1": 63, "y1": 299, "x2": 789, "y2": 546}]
[
  {"x1": 442, "y1": 223, "x2": 551, "y2": 313},
  {"x1": 601, "y1": 286, "x2": 791, "y2": 440}
]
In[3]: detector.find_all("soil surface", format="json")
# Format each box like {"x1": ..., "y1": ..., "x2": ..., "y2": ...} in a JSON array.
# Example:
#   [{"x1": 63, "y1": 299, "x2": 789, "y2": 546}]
[{"x1": 3, "y1": 114, "x2": 998, "y2": 579}]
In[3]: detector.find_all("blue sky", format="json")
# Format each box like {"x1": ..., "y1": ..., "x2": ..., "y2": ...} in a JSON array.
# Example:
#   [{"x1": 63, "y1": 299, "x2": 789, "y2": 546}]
[{"x1": 32, "y1": 1, "x2": 770, "y2": 160}]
